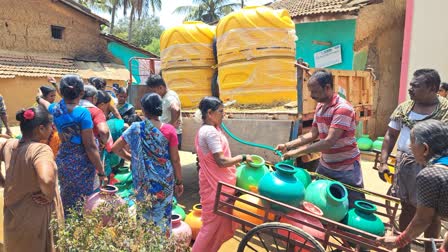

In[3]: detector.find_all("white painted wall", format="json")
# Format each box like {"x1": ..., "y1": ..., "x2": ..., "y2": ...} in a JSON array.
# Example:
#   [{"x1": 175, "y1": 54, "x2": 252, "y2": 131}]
[{"x1": 407, "y1": 0, "x2": 448, "y2": 85}]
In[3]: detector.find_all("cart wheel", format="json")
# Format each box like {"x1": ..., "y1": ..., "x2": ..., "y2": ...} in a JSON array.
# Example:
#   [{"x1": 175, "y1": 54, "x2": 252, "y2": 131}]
[
  {"x1": 237, "y1": 222, "x2": 325, "y2": 252},
  {"x1": 385, "y1": 185, "x2": 400, "y2": 231}
]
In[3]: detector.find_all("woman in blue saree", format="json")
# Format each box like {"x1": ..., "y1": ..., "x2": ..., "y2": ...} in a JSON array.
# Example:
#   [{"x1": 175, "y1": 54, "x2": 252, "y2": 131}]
[
  {"x1": 38, "y1": 75, "x2": 107, "y2": 215},
  {"x1": 112, "y1": 93, "x2": 183, "y2": 233}
]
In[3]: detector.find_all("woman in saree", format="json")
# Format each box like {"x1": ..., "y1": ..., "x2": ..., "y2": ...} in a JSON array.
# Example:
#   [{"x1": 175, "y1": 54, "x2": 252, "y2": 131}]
[
  {"x1": 112, "y1": 93, "x2": 183, "y2": 233},
  {"x1": 378, "y1": 119, "x2": 448, "y2": 251},
  {"x1": 192, "y1": 96, "x2": 252, "y2": 252},
  {"x1": 39, "y1": 85, "x2": 57, "y2": 104},
  {"x1": 91, "y1": 77, "x2": 121, "y2": 120},
  {"x1": 0, "y1": 106, "x2": 63, "y2": 251},
  {"x1": 37, "y1": 74, "x2": 107, "y2": 214}
]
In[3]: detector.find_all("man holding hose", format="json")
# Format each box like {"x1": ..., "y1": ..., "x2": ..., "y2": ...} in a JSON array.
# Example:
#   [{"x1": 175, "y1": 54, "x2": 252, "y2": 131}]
[{"x1": 276, "y1": 69, "x2": 364, "y2": 206}]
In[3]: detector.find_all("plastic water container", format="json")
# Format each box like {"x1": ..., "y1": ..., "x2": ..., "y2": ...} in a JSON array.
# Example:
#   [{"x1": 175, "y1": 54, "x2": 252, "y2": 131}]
[
  {"x1": 216, "y1": 6, "x2": 297, "y2": 105},
  {"x1": 160, "y1": 21, "x2": 216, "y2": 108}
]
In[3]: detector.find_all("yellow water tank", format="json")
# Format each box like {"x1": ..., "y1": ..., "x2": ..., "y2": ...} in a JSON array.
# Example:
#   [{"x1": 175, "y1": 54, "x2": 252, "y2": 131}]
[
  {"x1": 160, "y1": 21, "x2": 216, "y2": 108},
  {"x1": 216, "y1": 6, "x2": 297, "y2": 104}
]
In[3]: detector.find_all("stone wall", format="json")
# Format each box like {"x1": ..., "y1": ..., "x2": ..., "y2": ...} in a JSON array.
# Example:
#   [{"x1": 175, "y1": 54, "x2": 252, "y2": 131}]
[{"x1": 0, "y1": 0, "x2": 115, "y2": 62}]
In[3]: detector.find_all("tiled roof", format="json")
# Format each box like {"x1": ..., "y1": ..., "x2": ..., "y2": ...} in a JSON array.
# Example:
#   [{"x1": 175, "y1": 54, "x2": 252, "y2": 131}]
[
  {"x1": 102, "y1": 34, "x2": 159, "y2": 58},
  {"x1": 270, "y1": 0, "x2": 379, "y2": 18},
  {"x1": 0, "y1": 55, "x2": 77, "y2": 79},
  {"x1": 0, "y1": 55, "x2": 131, "y2": 81}
]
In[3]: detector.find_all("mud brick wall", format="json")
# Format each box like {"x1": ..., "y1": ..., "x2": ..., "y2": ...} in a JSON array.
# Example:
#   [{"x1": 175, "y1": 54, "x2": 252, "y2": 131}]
[
  {"x1": 0, "y1": 0, "x2": 115, "y2": 62},
  {"x1": 354, "y1": 0, "x2": 406, "y2": 137}
]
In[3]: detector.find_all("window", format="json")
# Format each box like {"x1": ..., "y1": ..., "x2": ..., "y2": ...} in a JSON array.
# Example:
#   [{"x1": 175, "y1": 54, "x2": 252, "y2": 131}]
[{"x1": 51, "y1": 25, "x2": 64, "y2": 40}]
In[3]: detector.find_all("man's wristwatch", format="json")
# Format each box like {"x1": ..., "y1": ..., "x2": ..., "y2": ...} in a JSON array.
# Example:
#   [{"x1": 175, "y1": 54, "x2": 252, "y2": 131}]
[
  {"x1": 175, "y1": 179, "x2": 183, "y2": 186},
  {"x1": 97, "y1": 173, "x2": 106, "y2": 177},
  {"x1": 242, "y1": 154, "x2": 247, "y2": 162}
]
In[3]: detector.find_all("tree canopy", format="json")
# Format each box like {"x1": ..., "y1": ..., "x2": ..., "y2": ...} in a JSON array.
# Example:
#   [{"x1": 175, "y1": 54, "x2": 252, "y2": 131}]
[
  {"x1": 113, "y1": 16, "x2": 164, "y2": 56},
  {"x1": 174, "y1": 0, "x2": 239, "y2": 24}
]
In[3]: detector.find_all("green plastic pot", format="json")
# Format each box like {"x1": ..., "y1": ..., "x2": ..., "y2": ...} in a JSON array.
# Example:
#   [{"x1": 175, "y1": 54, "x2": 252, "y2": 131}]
[
  {"x1": 293, "y1": 167, "x2": 312, "y2": 189},
  {"x1": 281, "y1": 159, "x2": 295, "y2": 166},
  {"x1": 304, "y1": 180, "x2": 349, "y2": 222},
  {"x1": 372, "y1": 137, "x2": 384, "y2": 151},
  {"x1": 172, "y1": 197, "x2": 186, "y2": 221},
  {"x1": 357, "y1": 134, "x2": 373, "y2": 151},
  {"x1": 236, "y1": 155, "x2": 270, "y2": 192},
  {"x1": 114, "y1": 167, "x2": 133, "y2": 184},
  {"x1": 258, "y1": 163, "x2": 305, "y2": 213},
  {"x1": 278, "y1": 160, "x2": 311, "y2": 188},
  {"x1": 114, "y1": 181, "x2": 128, "y2": 191},
  {"x1": 342, "y1": 200, "x2": 385, "y2": 236}
]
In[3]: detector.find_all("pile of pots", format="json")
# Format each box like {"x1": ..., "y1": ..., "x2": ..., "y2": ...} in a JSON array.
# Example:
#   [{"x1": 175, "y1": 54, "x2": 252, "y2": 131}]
[{"x1": 234, "y1": 155, "x2": 386, "y2": 239}]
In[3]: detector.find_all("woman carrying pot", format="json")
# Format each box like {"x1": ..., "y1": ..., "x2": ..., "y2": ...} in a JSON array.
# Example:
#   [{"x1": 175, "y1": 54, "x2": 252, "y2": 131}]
[
  {"x1": 192, "y1": 96, "x2": 252, "y2": 252},
  {"x1": 378, "y1": 119, "x2": 448, "y2": 251}
]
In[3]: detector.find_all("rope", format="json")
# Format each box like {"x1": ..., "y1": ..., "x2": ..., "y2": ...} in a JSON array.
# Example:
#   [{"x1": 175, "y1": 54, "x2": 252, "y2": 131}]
[{"x1": 221, "y1": 122, "x2": 283, "y2": 157}]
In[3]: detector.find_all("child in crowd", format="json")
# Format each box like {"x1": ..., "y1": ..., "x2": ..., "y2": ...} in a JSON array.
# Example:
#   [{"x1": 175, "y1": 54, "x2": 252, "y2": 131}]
[
  {"x1": 114, "y1": 87, "x2": 137, "y2": 125},
  {"x1": 438, "y1": 82, "x2": 448, "y2": 98},
  {"x1": 38, "y1": 85, "x2": 60, "y2": 156}
]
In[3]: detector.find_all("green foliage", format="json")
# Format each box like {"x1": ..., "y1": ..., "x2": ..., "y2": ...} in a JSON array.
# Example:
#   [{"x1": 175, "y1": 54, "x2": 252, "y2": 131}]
[
  {"x1": 144, "y1": 38, "x2": 161, "y2": 56},
  {"x1": 51, "y1": 195, "x2": 185, "y2": 251},
  {"x1": 173, "y1": 0, "x2": 239, "y2": 24},
  {"x1": 131, "y1": 0, "x2": 162, "y2": 18},
  {"x1": 113, "y1": 16, "x2": 164, "y2": 55}
]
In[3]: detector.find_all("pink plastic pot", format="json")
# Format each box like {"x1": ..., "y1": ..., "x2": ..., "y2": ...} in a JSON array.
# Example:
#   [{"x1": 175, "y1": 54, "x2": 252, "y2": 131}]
[
  {"x1": 171, "y1": 214, "x2": 192, "y2": 250},
  {"x1": 84, "y1": 185, "x2": 126, "y2": 225},
  {"x1": 279, "y1": 202, "x2": 325, "y2": 252}
]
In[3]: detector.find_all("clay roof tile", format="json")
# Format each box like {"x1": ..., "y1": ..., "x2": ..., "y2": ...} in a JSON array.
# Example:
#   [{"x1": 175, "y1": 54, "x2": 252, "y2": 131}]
[
  {"x1": 269, "y1": 0, "x2": 379, "y2": 18},
  {"x1": 0, "y1": 55, "x2": 77, "y2": 78}
]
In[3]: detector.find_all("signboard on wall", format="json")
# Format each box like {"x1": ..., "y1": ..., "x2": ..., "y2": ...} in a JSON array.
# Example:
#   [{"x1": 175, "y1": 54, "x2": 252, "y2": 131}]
[{"x1": 314, "y1": 45, "x2": 342, "y2": 68}]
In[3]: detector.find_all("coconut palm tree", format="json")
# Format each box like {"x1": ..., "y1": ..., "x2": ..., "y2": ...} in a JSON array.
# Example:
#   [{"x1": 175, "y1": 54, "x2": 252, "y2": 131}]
[
  {"x1": 109, "y1": 0, "x2": 127, "y2": 33},
  {"x1": 75, "y1": 0, "x2": 126, "y2": 34},
  {"x1": 127, "y1": 0, "x2": 161, "y2": 41},
  {"x1": 174, "y1": 0, "x2": 239, "y2": 24}
]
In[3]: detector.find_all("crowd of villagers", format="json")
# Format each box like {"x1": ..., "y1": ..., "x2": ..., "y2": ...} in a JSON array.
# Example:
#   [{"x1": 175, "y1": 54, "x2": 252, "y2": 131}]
[{"x1": 0, "y1": 69, "x2": 447, "y2": 252}]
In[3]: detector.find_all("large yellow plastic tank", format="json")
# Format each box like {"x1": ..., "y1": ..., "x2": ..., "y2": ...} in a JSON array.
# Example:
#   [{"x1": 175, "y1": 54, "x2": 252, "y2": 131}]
[
  {"x1": 216, "y1": 6, "x2": 297, "y2": 104},
  {"x1": 160, "y1": 21, "x2": 215, "y2": 108}
]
